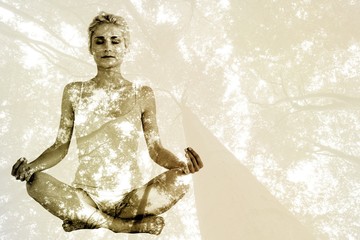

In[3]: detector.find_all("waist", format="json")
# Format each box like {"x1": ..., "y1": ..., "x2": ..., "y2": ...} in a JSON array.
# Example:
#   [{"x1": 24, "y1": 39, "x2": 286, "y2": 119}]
[{"x1": 73, "y1": 156, "x2": 142, "y2": 192}]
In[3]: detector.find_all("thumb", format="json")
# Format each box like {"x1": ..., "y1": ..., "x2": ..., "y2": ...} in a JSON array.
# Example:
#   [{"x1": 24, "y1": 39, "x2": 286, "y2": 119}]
[{"x1": 181, "y1": 161, "x2": 190, "y2": 175}]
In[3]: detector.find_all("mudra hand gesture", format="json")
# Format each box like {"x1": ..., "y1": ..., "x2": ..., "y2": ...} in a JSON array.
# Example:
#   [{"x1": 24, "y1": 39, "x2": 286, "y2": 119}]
[
  {"x1": 182, "y1": 147, "x2": 203, "y2": 174},
  {"x1": 11, "y1": 157, "x2": 34, "y2": 182}
]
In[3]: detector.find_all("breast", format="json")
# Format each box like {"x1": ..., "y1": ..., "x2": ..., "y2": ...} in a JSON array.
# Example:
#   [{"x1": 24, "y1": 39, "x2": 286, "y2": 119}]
[{"x1": 76, "y1": 106, "x2": 142, "y2": 156}]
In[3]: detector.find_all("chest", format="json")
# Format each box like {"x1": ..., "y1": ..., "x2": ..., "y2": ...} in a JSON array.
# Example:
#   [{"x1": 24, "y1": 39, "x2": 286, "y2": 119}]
[
  {"x1": 80, "y1": 89, "x2": 138, "y2": 117},
  {"x1": 74, "y1": 88, "x2": 142, "y2": 137}
]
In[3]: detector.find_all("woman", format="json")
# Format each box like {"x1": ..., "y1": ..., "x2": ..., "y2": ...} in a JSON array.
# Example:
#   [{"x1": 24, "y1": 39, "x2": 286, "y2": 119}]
[{"x1": 11, "y1": 12, "x2": 203, "y2": 235}]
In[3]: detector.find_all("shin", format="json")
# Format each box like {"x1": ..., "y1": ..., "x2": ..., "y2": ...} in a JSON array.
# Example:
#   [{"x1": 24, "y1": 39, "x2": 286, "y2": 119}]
[{"x1": 119, "y1": 168, "x2": 191, "y2": 218}]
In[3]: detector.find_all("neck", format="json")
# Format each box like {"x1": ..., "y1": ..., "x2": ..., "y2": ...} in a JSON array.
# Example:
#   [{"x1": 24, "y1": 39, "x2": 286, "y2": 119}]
[{"x1": 94, "y1": 66, "x2": 126, "y2": 88}]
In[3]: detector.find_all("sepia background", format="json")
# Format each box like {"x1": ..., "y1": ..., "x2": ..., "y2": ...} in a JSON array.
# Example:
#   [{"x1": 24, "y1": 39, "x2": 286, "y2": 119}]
[{"x1": 1, "y1": 0, "x2": 359, "y2": 239}]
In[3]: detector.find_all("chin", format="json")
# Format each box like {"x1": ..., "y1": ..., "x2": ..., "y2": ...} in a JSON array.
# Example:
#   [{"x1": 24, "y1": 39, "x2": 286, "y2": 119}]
[{"x1": 96, "y1": 61, "x2": 122, "y2": 69}]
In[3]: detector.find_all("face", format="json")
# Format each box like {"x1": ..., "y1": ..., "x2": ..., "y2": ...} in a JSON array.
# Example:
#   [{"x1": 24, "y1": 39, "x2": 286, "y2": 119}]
[{"x1": 90, "y1": 24, "x2": 128, "y2": 69}]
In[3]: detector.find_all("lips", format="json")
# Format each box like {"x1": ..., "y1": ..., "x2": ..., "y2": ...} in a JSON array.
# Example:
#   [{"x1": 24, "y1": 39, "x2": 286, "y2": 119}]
[{"x1": 101, "y1": 56, "x2": 115, "y2": 59}]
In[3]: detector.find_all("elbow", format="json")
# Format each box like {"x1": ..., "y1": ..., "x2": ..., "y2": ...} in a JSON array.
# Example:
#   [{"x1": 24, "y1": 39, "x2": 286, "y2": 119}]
[
  {"x1": 63, "y1": 142, "x2": 70, "y2": 155},
  {"x1": 149, "y1": 143, "x2": 162, "y2": 162},
  {"x1": 51, "y1": 141, "x2": 70, "y2": 161},
  {"x1": 61, "y1": 143, "x2": 70, "y2": 158},
  {"x1": 149, "y1": 150, "x2": 159, "y2": 162},
  {"x1": 61, "y1": 148, "x2": 69, "y2": 159}
]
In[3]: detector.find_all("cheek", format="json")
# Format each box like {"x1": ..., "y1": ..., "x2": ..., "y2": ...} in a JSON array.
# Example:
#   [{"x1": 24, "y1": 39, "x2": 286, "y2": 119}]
[
  {"x1": 114, "y1": 46, "x2": 127, "y2": 56},
  {"x1": 115, "y1": 43, "x2": 126, "y2": 51},
  {"x1": 90, "y1": 45, "x2": 99, "y2": 55},
  {"x1": 91, "y1": 50, "x2": 101, "y2": 58}
]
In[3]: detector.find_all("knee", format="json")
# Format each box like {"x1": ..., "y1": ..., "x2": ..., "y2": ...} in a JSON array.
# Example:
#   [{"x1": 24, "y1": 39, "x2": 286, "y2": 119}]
[
  {"x1": 26, "y1": 172, "x2": 44, "y2": 196},
  {"x1": 170, "y1": 168, "x2": 191, "y2": 194},
  {"x1": 177, "y1": 174, "x2": 191, "y2": 194}
]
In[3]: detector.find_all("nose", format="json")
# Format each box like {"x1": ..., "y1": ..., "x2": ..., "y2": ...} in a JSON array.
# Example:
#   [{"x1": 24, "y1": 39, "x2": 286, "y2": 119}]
[{"x1": 104, "y1": 40, "x2": 113, "y2": 52}]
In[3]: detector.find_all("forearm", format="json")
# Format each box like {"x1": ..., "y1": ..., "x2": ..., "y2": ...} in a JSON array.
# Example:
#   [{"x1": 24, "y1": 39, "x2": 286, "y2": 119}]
[
  {"x1": 28, "y1": 142, "x2": 69, "y2": 173},
  {"x1": 153, "y1": 147, "x2": 183, "y2": 170}
]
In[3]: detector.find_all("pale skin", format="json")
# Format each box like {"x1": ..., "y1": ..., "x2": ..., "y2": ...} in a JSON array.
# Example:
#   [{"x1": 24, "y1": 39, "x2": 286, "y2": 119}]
[{"x1": 11, "y1": 23, "x2": 203, "y2": 235}]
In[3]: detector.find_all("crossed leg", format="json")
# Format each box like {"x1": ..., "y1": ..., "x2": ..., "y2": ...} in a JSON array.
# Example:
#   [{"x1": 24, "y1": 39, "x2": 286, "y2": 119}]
[
  {"x1": 117, "y1": 168, "x2": 191, "y2": 219},
  {"x1": 26, "y1": 168, "x2": 190, "y2": 234}
]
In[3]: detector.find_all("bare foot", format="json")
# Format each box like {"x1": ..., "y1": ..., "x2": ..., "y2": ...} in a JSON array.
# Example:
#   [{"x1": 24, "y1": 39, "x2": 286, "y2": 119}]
[
  {"x1": 62, "y1": 216, "x2": 165, "y2": 235},
  {"x1": 111, "y1": 216, "x2": 165, "y2": 235},
  {"x1": 62, "y1": 219, "x2": 98, "y2": 232}
]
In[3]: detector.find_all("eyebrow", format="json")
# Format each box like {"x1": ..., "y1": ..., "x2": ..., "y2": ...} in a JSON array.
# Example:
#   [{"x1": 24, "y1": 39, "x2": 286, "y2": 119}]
[{"x1": 94, "y1": 36, "x2": 122, "y2": 39}]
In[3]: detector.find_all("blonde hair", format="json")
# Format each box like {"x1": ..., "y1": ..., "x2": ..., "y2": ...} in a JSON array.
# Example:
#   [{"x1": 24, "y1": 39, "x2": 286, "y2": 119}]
[{"x1": 88, "y1": 12, "x2": 130, "y2": 53}]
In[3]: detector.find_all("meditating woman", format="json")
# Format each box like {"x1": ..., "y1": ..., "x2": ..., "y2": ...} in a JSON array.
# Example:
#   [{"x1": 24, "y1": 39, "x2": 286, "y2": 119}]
[{"x1": 11, "y1": 12, "x2": 203, "y2": 235}]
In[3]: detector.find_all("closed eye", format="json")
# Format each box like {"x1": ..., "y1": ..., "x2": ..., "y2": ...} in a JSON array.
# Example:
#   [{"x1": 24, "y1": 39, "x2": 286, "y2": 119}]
[
  {"x1": 111, "y1": 37, "x2": 122, "y2": 44},
  {"x1": 94, "y1": 36, "x2": 123, "y2": 45},
  {"x1": 95, "y1": 40, "x2": 104, "y2": 45}
]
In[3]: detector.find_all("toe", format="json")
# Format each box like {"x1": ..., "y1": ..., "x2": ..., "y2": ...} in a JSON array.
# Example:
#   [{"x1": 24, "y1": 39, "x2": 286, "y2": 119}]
[
  {"x1": 62, "y1": 221, "x2": 74, "y2": 232},
  {"x1": 153, "y1": 217, "x2": 165, "y2": 235}
]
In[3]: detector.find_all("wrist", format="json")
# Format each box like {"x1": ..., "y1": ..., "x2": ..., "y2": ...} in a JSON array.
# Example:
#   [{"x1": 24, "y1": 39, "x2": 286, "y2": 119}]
[{"x1": 27, "y1": 161, "x2": 38, "y2": 173}]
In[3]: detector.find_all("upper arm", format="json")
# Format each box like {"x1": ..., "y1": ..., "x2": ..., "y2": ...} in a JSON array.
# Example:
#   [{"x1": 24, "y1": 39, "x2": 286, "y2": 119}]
[
  {"x1": 53, "y1": 82, "x2": 78, "y2": 148},
  {"x1": 140, "y1": 86, "x2": 162, "y2": 159}
]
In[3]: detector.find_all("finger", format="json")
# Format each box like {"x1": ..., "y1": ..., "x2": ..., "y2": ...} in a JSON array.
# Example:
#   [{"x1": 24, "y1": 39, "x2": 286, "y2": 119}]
[
  {"x1": 187, "y1": 161, "x2": 195, "y2": 173},
  {"x1": 181, "y1": 162, "x2": 190, "y2": 175},
  {"x1": 19, "y1": 164, "x2": 30, "y2": 181},
  {"x1": 16, "y1": 171, "x2": 21, "y2": 180},
  {"x1": 187, "y1": 149, "x2": 199, "y2": 172},
  {"x1": 185, "y1": 150, "x2": 195, "y2": 173},
  {"x1": 19, "y1": 172, "x2": 26, "y2": 181},
  {"x1": 11, "y1": 158, "x2": 25, "y2": 176},
  {"x1": 25, "y1": 174, "x2": 32, "y2": 182},
  {"x1": 187, "y1": 147, "x2": 203, "y2": 169},
  {"x1": 187, "y1": 150, "x2": 200, "y2": 172},
  {"x1": 12, "y1": 159, "x2": 26, "y2": 177},
  {"x1": 24, "y1": 167, "x2": 34, "y2": 182},
  {"x1": 24, "y1": 171, "x2": 31, "y2": 182},
  {"x1": 16, "y1": 161, "x2": 28, "y2": 181}
]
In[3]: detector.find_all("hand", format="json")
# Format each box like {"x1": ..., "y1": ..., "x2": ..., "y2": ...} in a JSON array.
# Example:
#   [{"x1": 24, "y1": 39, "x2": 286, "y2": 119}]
[
  {"x1": 182, "y1": 147, "x2": 203, "y2": 174},
  {"x1": 11, "y1": 157, "x2": 34, "y2": 182}
]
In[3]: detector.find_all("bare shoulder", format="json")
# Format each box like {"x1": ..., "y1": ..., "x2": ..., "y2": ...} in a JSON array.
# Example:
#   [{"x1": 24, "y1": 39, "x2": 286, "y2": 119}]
[
  {"x1": 138, "y1": 85, "x2": 155, "y2": 100},
  {"x1": 62, "y1": 81, "x2": 85, "y2": 106},
  {"x1": 64, "y1": 81, "x2": 82, "y2": 93},
  {"x1": 137, "y1": 85, "x2": 156, "y2": 113}
]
